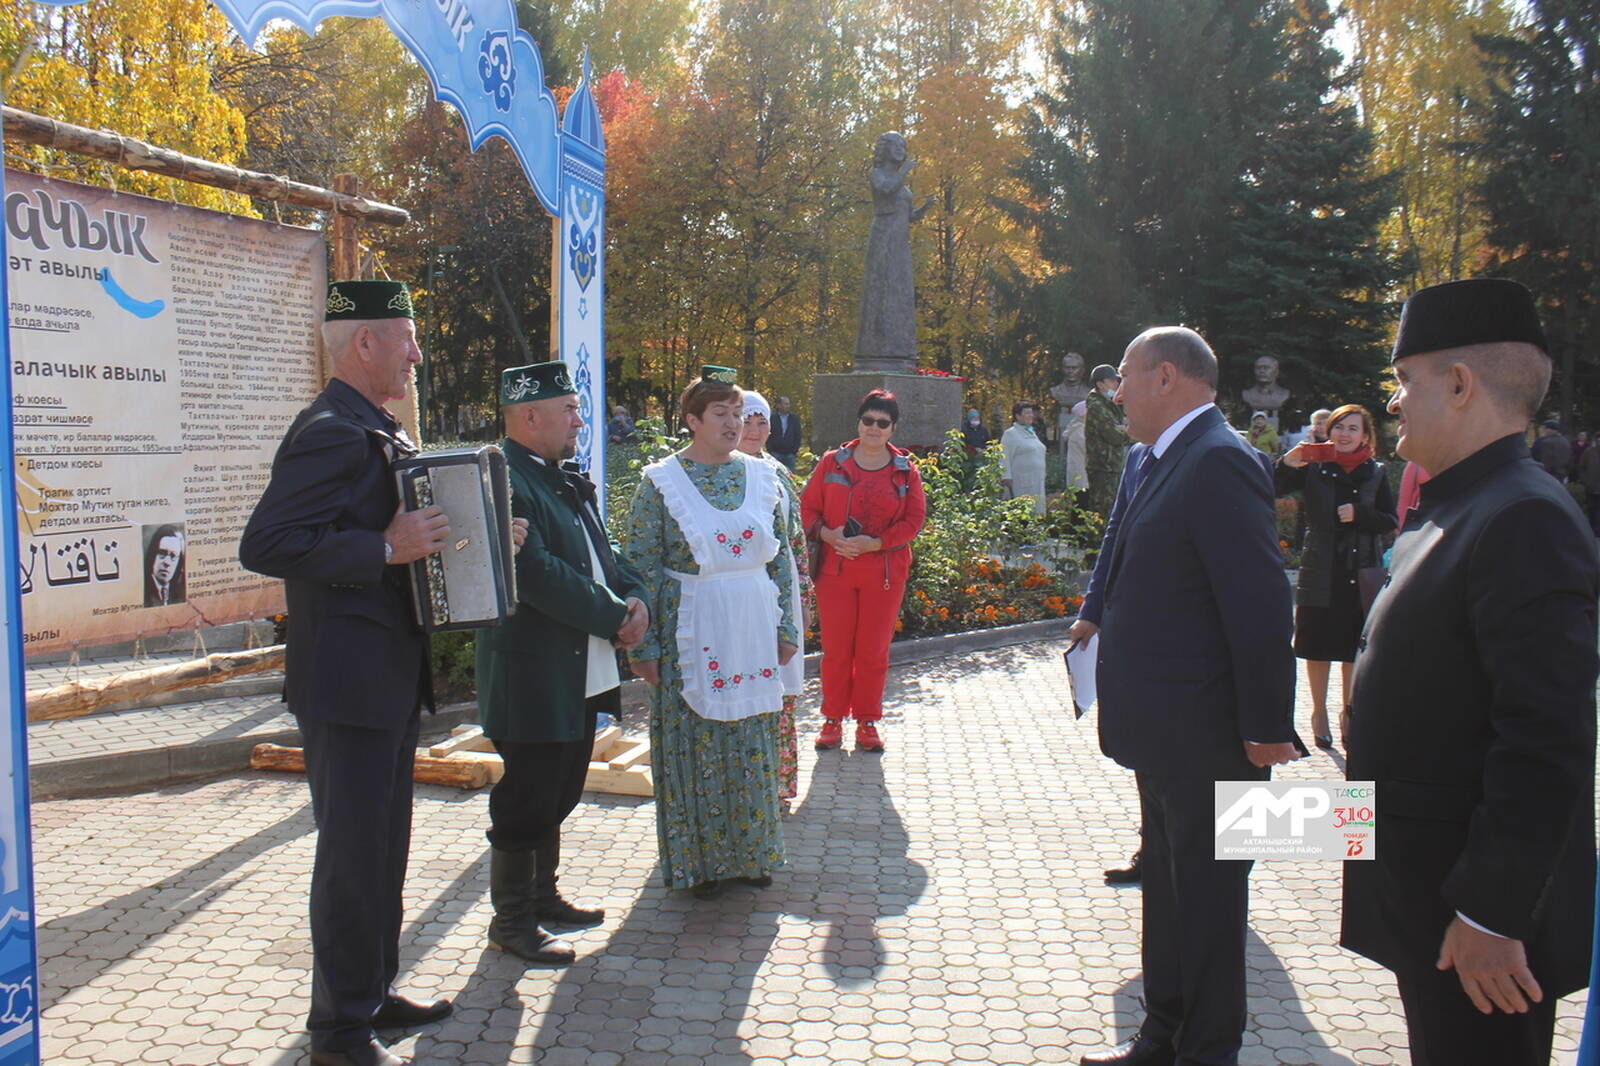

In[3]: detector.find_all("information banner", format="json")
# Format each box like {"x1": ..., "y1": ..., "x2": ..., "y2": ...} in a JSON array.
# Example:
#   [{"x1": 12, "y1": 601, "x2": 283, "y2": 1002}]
[
  {"x1": 5, "y1": 171, "x2": 324, "y2": 656},
  {"x1": 0, "y1": 159, "x2": 40, "y2": 1066},
  {"x1": 558, "y1": 62, "x2": 606, "y2": 503}
]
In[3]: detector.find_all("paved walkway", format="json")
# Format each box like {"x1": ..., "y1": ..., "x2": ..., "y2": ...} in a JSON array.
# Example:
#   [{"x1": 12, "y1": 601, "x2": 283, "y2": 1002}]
[{"x1": 32, "y1": 640, "x2": 1589, "y2": 1064}]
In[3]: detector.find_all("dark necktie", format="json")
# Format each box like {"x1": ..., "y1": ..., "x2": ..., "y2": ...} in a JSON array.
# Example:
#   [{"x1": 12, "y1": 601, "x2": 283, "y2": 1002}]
[
  {"x1": 1132, "y1": 448, "x2": 1161, "y2": 495},
  {"x1": 562, "y1": 465, "x2": 622, "y2": 588}
]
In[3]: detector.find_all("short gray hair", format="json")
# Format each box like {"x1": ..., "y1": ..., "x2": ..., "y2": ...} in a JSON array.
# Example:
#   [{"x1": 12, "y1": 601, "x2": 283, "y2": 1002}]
[
  {"x1": 1310, "y1": 408, "x2": 1333, "y2": 423},
  {"x1": 320, "y1": 319, "x2": 363, "y2": 360},
  {"x1": 1438, "y1": 341, "x2": 1551, "y2": 420},
  {"x1": 1129, "y1": 326, "x2": 1218, "y2": 389}
]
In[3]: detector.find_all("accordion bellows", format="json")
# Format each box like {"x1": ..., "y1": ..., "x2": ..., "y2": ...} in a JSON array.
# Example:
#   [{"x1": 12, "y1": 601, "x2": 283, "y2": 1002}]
[{"x1": 392, "y1": 446, "x2": 517, "y2": 632}]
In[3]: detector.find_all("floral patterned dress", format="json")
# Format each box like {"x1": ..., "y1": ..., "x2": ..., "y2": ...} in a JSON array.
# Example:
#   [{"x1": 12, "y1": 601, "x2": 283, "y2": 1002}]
[
  {"x1": 767, "y1": 454, "x2": 807, "y2": 800},
  {"x1": 622, "y1": 453, "x2": 799, "y2": 888}
]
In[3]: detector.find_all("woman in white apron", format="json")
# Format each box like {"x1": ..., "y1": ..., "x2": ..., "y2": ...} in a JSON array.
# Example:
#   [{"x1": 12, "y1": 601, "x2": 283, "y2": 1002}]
[
  {"x1": 621, "y1": 367, "x2": 799, "y2": 899},
  {"x1": 735, "y1": 390, "x2": 807, "y2": 808}
]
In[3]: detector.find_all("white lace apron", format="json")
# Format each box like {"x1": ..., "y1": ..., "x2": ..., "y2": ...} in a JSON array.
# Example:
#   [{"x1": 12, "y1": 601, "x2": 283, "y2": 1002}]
[{"x1": 645, "y1": 453, "x2": 786, "y2": 721}]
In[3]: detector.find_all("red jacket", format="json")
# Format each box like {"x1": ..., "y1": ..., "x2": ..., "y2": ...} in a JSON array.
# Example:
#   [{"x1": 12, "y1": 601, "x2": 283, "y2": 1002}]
[{"x1": 800, "y1": 440, "x2": 927, "y2": 585}]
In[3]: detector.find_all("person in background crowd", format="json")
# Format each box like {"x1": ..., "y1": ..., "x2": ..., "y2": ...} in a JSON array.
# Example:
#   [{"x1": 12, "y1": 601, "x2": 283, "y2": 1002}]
[
  {"x1": 622, "y1": 366, "x2": 797, "y2": 900},
  {"x1": 1029, "y1": 402, "x2": 1050, "y2": 446},
  {"x1": 240, "y1": 281, "x2": 452, "y2": 1066},
  {"x1": 1247, "y1": 411, "x2": 1279, "y2": 457},
  {"x1": 607, "y1": 405, "x2": 637, "y2": 444},
  {"x1": 1275, "y1": 404, "x2": 1396, "y2": 749},
  {"x1": 1307, "y1": 408, "x2": 1333, "y2": 444},
  {"x1": 1530, "y1": 419, "x2": 1570, "y2": 480},
  {"x1": 802, "y1": 388, "x2": 927, "y2": 753},
  {"x1": 1065, "y1": 399, "x2": 1090, "y2": 493},
  {"x1": 474, "y1": 361, "x2": 648, "y2": 967},
  {"x1": 736, "y1": 390, "x2": 805, "y2": 810},
  {"x1": 1579, "y1": 442, "x2": 1600, "y2": 534},
  {"x1": 962, "y1": 408, "x2": 991, "y2": 453},
  {"x1": 1084, "y1": 364, "x2": 1127, "y2": 517},
  {"x1": 1395, "y1": 460, "x2": 1432, "y2": 531},
  {"x1": 1074, "y1": 325, "x2": 1300, "y2": 1066},
  {"x1": 1001, "y1": 401, "x2": 1048, "y2": 514},
  {"x1": 769, "y1": 394, "x2": 803, "y2": 469},
  {"x1": 1343, "y1": 278, "x2": 1597, "y2": 1066},
  {"x1": 1569, "y1": 429, "x2": 1589, "y2": 479}
]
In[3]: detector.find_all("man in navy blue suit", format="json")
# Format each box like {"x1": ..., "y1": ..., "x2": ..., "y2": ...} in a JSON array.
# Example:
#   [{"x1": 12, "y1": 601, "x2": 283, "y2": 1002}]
[{"x1": 1073, "y1": 327, "x2": 1299, "y2": 1066}]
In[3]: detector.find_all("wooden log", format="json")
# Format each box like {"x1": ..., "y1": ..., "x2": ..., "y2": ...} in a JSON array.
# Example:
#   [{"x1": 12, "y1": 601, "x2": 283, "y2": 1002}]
[
  {"x1": 443, "y1": 751, "x2": 505, "y2": 784},
  {"x1": 250, "y1": 743, "x2": 490, "y2": 789},
  {"x1": 27, "y1": 645, "x2": 286, "y2": 722},
  {"x1": 1, "y1": 105, "x2": 410, "y2": 226},
  {"x1": 590, "y1": 725, "x2": 622, "y2": 755}
]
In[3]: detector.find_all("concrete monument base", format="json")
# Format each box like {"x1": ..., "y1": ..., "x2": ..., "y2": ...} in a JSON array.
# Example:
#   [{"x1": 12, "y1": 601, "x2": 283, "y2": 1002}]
[{"x1": 811, "y1": 372, "x2": 964, "y2": 452}]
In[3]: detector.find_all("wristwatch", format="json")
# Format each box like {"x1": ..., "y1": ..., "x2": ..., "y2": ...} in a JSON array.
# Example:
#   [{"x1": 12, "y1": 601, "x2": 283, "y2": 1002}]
[{"x1": 383, "y1": 540, "x2": 394, "y2": 564}]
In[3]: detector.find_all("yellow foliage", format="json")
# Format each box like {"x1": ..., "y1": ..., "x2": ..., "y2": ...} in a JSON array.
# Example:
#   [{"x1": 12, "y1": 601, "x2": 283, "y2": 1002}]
[{"x1": 1, "y1": 0, "x2": 252, "y2": 214}]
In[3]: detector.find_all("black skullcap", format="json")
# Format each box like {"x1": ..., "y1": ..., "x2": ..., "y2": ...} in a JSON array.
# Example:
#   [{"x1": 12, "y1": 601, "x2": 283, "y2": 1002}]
[{"x1": 1392, "y1": 278, "x2": 1547, "y2": 363}]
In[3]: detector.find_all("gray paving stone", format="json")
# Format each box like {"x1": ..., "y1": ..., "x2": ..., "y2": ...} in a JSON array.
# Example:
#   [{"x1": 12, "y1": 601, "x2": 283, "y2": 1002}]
[{"x1": 29, "y1": 640, "x2": 1592, "y2": 1063}]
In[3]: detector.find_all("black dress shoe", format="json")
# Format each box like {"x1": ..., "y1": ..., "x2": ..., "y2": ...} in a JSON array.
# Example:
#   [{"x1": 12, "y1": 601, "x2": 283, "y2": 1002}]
[
  {"x1": 372, "y1": 992, "x2": 452, "y2": 1029},
  {"x1": 309, "y1": 1039, "x2": 408, "y2": 1066},
  {"x1": 1079, "y1": 1036, "x2": 1175, "y2": 1066},
  {"x1": 535, "y1": 895, "x2": 606, "y2": 928},
  {"x1": 1103, "y1": 854, "x2": 1143, "y2": 885}
]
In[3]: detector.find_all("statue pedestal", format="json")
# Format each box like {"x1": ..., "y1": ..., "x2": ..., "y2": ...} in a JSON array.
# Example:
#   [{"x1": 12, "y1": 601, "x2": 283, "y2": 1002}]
[{"x1": 811, "y1": 372, "x2": 964, "y2": 452}]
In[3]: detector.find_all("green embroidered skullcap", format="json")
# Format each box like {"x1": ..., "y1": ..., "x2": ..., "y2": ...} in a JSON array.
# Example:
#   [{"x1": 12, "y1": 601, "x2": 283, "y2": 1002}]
[
  {"x1": 500, "y1": 361, "x2": 576, "y2": 406},
  {"x1": 700, "y1": 364, "x2": 738, "y2": 386},
  {"x1": 325, "y1": 280, "x2": 414, "y2": 321}
]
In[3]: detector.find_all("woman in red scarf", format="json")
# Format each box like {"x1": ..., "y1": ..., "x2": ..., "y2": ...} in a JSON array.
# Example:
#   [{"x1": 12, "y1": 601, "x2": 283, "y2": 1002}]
[
  {"x1": 800, "y1": 389, "x2": 927, "y2": 752},
  {"x1": 1276, "y1": 404, "x2": 1397, "y2": 749}
]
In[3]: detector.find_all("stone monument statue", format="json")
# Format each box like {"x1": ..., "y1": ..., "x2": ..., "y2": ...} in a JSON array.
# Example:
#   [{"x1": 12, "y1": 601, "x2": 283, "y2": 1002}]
[
  {"x1": 1241, "y1": 354, "x2": 1291, "y2": 427},
  {"x1": 1048, "y1": 351, "x2": 1090, "y2": 458},
  {"x1": 854, "y1": 131, "x2": 933, "y2": 373}
]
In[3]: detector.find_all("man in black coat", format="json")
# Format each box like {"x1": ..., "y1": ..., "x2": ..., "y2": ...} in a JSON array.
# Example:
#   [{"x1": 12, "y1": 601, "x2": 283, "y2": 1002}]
[
  {"x1": 240, "y1": 281, "x2": 452, "y2": 1066},
  {"x1": 1342, "y1": 278, "x2": 1597, "y2": 1066},
  {"x1": 769, "y1": 394, "x2": 802, "y2": 468},
  {"x1": 1078, "y1": 327, "x2": 1300, "y2": 1066}
]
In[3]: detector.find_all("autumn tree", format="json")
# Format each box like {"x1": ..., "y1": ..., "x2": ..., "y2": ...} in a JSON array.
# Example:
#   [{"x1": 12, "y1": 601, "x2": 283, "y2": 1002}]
[
  {"x1": 1475, "y1": 0, "x2": 1600, "y2": 428},
  {"x1": 1343, "y1": 0, "x2": 1512, "y2": 289},
  {"x1": 0, "y1": 0, "x2": 250, "y2": 213}
]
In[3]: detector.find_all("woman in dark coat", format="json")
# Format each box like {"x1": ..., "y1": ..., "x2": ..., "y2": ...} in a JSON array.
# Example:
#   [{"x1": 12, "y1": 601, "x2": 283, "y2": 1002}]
[{"x1": 1275, "y1": 404, "x2": 1397, "y2": 748}]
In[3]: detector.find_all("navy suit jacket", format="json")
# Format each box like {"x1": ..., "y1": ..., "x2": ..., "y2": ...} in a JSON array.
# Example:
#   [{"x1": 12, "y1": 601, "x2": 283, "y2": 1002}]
[
  {"x1": 240, "y1": 379, "x2": 432, "y2": 729},
  {"x1": 1092, "y1": 406, "x2": 1296, "y2": 776}
]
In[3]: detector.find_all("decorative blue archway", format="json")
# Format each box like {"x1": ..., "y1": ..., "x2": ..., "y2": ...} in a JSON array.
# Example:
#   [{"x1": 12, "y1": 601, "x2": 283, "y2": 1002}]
[{"x1": 0, "y1": 3, "x2": 605, "y2": 1061}]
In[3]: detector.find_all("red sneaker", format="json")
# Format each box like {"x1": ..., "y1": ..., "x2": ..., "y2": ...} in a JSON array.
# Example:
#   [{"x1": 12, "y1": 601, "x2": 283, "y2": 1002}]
[
  {"x1": 856, "y1": 723, "x2": 885, "y2": 752},
  {"x1": 815, "y1": 719, "x2": 844, "y2": 750}
]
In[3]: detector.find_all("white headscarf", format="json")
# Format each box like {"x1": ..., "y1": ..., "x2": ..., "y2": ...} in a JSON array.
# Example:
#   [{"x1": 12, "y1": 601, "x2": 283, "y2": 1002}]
[{"x1": 741, "y1": 390, "x2": 772, "y2": 421}]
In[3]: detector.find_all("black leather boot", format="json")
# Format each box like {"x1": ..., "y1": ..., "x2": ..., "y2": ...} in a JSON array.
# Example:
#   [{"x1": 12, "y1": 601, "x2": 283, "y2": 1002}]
[
  {"x1": 487, "y1": 849, "x2": 575, "y2": 965},
  {"x1": 533, "y1": 834, "x2": 605, "y2": 928}
]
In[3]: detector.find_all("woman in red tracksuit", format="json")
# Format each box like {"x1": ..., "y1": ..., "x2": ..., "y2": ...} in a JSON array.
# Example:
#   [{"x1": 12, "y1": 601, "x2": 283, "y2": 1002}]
[{"x1": 800, "y1": 389, "x2": 927, "y2": 752}]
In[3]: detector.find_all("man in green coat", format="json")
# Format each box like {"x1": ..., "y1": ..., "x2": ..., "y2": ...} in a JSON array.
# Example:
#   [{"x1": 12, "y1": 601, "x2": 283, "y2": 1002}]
[
  {"x1": 1084, "y1": 363, "x2": 1129, "y2": 518},
  {"x1": 475, "y1": 361, "x2": 649, "y2": 965}
]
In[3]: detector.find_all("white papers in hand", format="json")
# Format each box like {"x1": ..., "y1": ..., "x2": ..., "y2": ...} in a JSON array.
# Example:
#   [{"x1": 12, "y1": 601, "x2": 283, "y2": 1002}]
[{"x1": 1065, "y1": 633, "x2": 1098, "y2": 719}]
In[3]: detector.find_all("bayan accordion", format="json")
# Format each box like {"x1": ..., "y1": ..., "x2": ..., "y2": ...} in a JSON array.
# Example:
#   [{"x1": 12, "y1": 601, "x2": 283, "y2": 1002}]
[{"x1": 392, "y1": 446, "x2": 517, "y2": 633}]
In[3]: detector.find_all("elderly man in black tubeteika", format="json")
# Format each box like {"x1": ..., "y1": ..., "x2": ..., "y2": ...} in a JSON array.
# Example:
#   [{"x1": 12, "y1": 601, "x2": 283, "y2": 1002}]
[
  {"x1": 1342, "y1": 278, "x2": 1598, "y2": 1066},
  {"x1": 241, "y1": 281, "x2": 454, "y2": 1066}
]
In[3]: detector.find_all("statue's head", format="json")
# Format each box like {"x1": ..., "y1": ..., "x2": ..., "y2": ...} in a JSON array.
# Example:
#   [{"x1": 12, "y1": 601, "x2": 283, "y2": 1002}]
[
  {"x1": 1253, "y1": 355, "x2": 1280, "y2": 385},
  {"x1": 1062, "y1": 351, "x2": 1085, "y2": 381},
  {"x1": 874, "y1": 132, "x2": 908, "y2": 164}
]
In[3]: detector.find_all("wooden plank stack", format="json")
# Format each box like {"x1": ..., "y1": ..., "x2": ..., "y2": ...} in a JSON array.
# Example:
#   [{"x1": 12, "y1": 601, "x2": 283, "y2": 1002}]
[{"x1": 250, "y1": 723, "x2": 653, "y2": 797}]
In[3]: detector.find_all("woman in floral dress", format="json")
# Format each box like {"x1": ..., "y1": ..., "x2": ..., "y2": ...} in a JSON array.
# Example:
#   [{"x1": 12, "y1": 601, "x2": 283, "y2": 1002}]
[
  {"x1": 622, "y1": 367, "x2": 800, "y2": 899},
  {"x1": 734, "y1": 390, "x2": 806, "y2": 807}
]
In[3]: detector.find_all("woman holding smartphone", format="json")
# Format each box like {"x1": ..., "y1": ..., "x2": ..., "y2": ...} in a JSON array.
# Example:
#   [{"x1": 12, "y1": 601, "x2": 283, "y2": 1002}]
[
  {"x1": 1275, "y1": 404, "x2": 1397, "y2": 748},
  {"x1": 800, "y1": 388, "x2": 927, "y2": 752}
]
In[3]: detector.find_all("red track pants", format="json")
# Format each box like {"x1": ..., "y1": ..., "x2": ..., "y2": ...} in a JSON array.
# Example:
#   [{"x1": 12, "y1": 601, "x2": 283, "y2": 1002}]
[{"x1": 815, "y1": 565, "x2": 907, "y2": 723}]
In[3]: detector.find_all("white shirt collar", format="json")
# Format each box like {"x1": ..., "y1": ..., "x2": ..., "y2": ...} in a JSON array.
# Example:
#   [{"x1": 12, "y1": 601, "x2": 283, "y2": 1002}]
[{"x1": 1151, "y1": 402, "x2": 1215, "y2": 458}]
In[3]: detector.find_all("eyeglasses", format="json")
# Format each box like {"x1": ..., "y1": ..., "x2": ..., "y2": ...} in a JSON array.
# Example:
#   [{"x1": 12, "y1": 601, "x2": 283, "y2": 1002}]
[{"x1": 859, "y1": 415, "x2": 893, "y2": 429}]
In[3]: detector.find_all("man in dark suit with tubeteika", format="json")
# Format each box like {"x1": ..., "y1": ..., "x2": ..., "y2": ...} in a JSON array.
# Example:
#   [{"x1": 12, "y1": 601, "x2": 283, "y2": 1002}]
[
  {"x1": 1342, "y1": 278, "x2": 1597, "y2": 1065},
  {"x1": 240, "y1": 281, "x2": 452, "y2": 1066},
  {"x1": 1076, "y1": 327, "x2": 1300, "y2": 1066}
]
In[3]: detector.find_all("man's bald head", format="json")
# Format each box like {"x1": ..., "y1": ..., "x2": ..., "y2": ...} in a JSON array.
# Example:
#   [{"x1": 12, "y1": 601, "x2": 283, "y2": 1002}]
[
  {"x1": 1413, "y1": 341, "x2": 1551, "y2": 421},
  {"x1": 1127, "y1": 326, "x2": 1219, "y2": 391}
]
